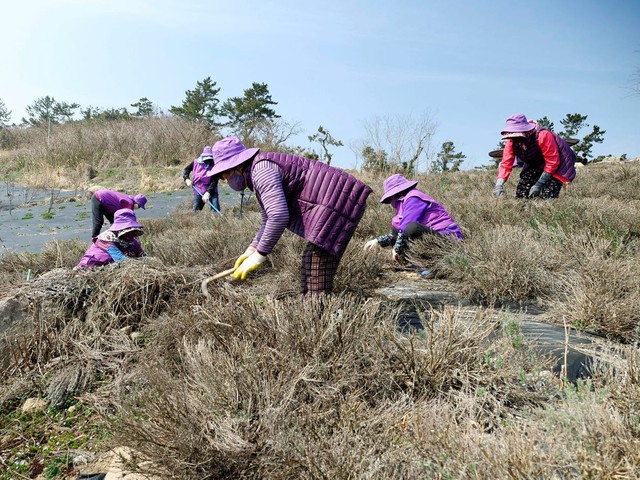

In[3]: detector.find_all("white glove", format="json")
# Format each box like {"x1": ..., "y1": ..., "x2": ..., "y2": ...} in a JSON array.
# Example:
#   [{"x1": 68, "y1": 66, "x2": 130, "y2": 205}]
[
  {"x1": 185, "y1": 179, "x2": 192, "y2": 187},
  {"x1": 234, "y1": 246, "x2": 257, "y2": 270},
  {"x1": 493, "y1": 178, "x2": 505, "y2": 198},
  {"x1": 202, "y1": 192, "x2": 211, "y2": 203},
  {"x1": 363, "y1": 239, "x2": 379, "y2": 252},
  {"x1": 392, "y1": 250, "x2": 401, "y2": 263},
  {"x1": 233, "y1": 251, "x2": 266, "y2": 280}
]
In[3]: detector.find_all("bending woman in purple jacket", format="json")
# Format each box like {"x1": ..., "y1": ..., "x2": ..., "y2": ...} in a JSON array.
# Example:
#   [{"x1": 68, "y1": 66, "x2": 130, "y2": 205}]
[
  {"x1": 183, "y1": 145, "x2": 221, "y2": 213},
  {"x1": 75, "y1": 209, "x2": 146, "y2": 271},
  {"x1": 91, "y1": 189, "x2": 147, "y2": 239},
  {"x1": 210, "y1": 136, "x2": 372, "y2": 295},
  {"x1": 364, "y1": 174, "x2": 463, "y2": 263}
]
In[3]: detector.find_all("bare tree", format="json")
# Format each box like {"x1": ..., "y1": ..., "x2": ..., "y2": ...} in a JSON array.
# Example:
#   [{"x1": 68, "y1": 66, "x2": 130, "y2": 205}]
[
  {"x1": 354, "y1": 111, "x2": 437, "y2": 175},
  {"x1": 248, "y1": 118, "x2": 302, "y2": 151}
]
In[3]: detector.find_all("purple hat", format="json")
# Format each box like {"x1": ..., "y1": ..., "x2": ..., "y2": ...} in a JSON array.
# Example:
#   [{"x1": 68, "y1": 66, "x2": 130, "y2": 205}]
[
  {"x1": 380, "y1": 174, "x2": 418, "y2": 203},
  {"x1": 210, "y1": 136, "x2": 260, "y2": 176},
  {"x1": 108, "y1": 208, "x2": 143, "y2": 233},
  {"x1": 501, "y1": 114, "x2": 535, "y2": 139},
  {"x1": 201, "y1": 145, "x2": 214, "y2": 161},
  {"x1": 133, "y1": 194, "x2": 147, "y2": 209}
]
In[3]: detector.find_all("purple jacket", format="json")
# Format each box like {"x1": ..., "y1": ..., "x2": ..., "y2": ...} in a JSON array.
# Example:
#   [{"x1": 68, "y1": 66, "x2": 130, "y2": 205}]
[
  {"x1": 391, "y1": 190, "x2": 463, "y2": 239},
  {"x1": 94, "y1": 190, "x2": 136, "y2": 213},
  {"x1": 190, "y1": 159, "x2": 217, "y2": 194},
  {"x1": 249, "y1": 153, "x2": 372, "y2": 256},
  {"x1": 77, "y1": 234, "x2": 144, "y2": 267}
]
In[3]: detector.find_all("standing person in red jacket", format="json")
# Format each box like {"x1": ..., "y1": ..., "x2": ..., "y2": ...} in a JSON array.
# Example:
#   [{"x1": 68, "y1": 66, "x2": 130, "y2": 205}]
[
  {"x1": 493, "y1": 114, "x2": 576, "y2": 199},
  {"x1": 91, "y1": 189, "x2": 147, "y2": 239}
]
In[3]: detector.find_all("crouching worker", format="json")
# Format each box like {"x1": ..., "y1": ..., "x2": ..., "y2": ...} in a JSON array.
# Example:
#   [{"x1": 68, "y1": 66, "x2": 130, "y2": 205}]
[
  {"x1": 75, "y1": 209, "x2": 146, "y2": 271},
  {"x1": 364, "y1": 173, "x2": 463, "y2": 264},
  {"x1": 210, "y1": 136, "x2": 372, "y2": 295},
  {"x1": 493, "y1": 114, "x2": 576, "y2": 199},
  {"x1": 91, "y1": 188, "x2": 147, "y2": 239}
]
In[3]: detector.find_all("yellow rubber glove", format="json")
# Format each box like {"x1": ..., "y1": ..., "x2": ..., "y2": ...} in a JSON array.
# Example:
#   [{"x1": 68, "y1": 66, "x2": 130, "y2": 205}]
[
  {"x1": 234, "y1": 246, "x2": 257, "y2": 270},
  {"x1": 233, "y1": 251, "x2": 266, "y2": 280}
]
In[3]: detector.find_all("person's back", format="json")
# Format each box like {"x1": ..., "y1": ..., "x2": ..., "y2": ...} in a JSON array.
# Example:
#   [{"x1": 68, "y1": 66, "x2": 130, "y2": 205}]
[
  {"x1": 251, "y1": 152, "x2": 372, "y2": 257},
  {"x1": 91, "y1": 189, "x2": 147, "y2": 238}
]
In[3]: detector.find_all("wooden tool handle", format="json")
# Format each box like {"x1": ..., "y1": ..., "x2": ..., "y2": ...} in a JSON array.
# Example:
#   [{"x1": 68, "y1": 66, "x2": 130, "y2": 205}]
[{"x1": 201, "y1": 268, "x2": 235, "y2": 297}]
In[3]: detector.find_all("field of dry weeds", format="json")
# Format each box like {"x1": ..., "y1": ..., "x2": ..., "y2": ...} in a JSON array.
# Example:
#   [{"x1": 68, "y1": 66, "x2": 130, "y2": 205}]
[{"x1": 1, "y1": 122, "x2": 639, "y2": 479}]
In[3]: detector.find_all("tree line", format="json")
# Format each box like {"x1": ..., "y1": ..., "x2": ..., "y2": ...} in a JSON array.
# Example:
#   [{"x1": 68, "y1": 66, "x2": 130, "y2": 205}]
[{"x1": 0, "y1": 79, "x2": 612, "y2": 173}]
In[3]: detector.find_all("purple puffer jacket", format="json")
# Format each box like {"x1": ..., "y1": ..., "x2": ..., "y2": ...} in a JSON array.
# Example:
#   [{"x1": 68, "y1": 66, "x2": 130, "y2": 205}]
[
  {"x1": 252, "y1": 153, "x2": 372, "y2": 256},
  {"x1": 514, "y1": 129, "x2": 576, "y2": 182},
  {"x1": 391, "y1": 190, "x2": 463, "y2": 239},
  {"x1": 94, "y1": 189, "x2": 136, "y2": 213},
  {"x1": 191, "y1": 159, "x2": 217, "y2": 194}
]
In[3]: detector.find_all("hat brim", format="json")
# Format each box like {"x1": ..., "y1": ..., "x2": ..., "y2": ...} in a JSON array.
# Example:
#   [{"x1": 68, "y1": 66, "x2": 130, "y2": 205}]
[
  {"x1": 501, "y1": 132, "x2": 527, "y2": 140},
  {"x1": 380, "y1": 180, "x2": 418, "y2": 203},
  {"x1": 116, "y1": 227, "x2": 143, "y2": 237},
  {"x1": 501, "y1": 125, "x2": 535, "y2": 136},
  {"x1": 108, "y1": 221, "x2": 143, "y2": 232},
  {"x1": 211, "y1": 148, "x2": 260, "y2": 176}
]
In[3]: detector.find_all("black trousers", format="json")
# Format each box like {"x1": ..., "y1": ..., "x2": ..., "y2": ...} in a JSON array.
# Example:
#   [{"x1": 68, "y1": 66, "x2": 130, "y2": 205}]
[
  {"x1": 516, "y1": 167, "x2": 563, "y2": 199},
  {"x1": 387, "y1": 222, "x2": 437, "y2": 244},
  {"x1": 91, "y1": 194, "x2": 115, "y2": 238}
]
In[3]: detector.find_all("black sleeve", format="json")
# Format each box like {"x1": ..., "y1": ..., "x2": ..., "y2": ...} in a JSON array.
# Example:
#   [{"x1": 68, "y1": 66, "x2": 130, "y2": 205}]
[
  {"x1": 182, "y1": 162, "x2": 194, "y2": 180},
  {"x1": 206, "y1": 177, "x2": 219, "y2": 196}
]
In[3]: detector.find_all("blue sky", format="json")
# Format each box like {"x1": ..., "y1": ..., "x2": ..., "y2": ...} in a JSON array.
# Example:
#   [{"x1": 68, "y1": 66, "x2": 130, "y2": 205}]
[{"x1": 2, "y1": 0, "x2": 639, "y2": 170}]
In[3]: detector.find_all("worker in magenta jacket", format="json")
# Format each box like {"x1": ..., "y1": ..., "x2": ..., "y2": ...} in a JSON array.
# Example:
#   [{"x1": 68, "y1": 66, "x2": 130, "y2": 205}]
[
  {"x1": 75, "y1": 209, "x2": 145, "y2": 270},
  {"x1": 183, "y1": 145, "x2": 220, "y2": 212},
  {"x1": 493, "y1": 114, "x2": 576, "y2": 199},
  {"x1": 91, "y1": 189, "x2": 147, "y2": 238},
  {"x1": 210, "y1": 135, "x2": 372, "y2": 295},
  {"x1": 364, "y1": 173, "x2": 463, "y2": 264}
]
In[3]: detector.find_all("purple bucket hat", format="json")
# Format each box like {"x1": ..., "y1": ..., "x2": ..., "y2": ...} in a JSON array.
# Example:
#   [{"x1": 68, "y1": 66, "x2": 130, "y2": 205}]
[
  {"x1": 380, "y1": 174, "x2": 418, "y2": 203},
  {"x1": 501, "y1": 114, "x2": 535, "y2": 139},
  {"x1": 108, "y1": 208, "x2": 143, "y2": 233},
  {"x1": 200, "y1": 145, "x2": 214, "y2": 161},
  {"x1": 133, "y1": 194, "x2": 147, "y2": 209},
  {"x1": 210, "y1": 136, "x2": 260, "y2": 176}
]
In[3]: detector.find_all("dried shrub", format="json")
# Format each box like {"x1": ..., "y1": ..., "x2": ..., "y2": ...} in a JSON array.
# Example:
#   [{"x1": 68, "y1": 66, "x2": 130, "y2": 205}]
[
  {"x1": 0, "y1": 239, "x2": 87, "y2": 287},
  {"x1": 108, "y1": 294, "x2": 553, "y2": 479},
  {"x1": 3, "y1": 259, "x2": 199, "y2": 401},
  {"x1": 554, "y1": 255, "x2": 640, "y2": 341},
  {"x1": 439, "y1": 225, "x2": 563, "y2": 305}
]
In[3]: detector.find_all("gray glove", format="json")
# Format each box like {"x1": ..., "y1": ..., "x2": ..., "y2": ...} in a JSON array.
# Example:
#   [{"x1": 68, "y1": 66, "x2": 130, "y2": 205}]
[
  {"x1": 528, "y1": 172, "x2": 552, "y2": 198},
  {"x1": 493, "y1": 178, "x2": 505, "y2": 198}
]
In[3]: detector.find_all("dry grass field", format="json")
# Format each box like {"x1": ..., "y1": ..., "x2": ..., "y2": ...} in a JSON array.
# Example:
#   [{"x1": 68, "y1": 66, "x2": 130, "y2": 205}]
[{"x1": 1, "y1": 119, "x2": 639, "y2": 479}]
